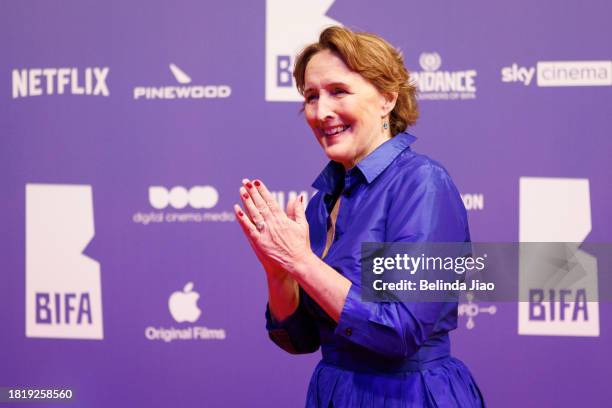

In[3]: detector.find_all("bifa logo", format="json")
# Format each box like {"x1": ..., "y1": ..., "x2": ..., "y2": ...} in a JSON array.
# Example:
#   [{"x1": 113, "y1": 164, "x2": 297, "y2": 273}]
[
  {"x1": 133, "y1": 185, "x2": 235, "y2": 225},
  {"x1": 133, "y1": 63, "x2": 231, "y2": 100},
  {"x1": 501, "y1": 61, "x2": 611, "y2": 87},
  {"x1": 144, "y1": 282, "x2": 227, "y2": 343},
  {"x1": 12, "y1": 67, "x2": 110, "y2": 98},
  {"x1": 518, "y1": 177, "x2": 598, "y2": 337},
  {"x1": 25, "y1": 184, "x2": 103, "y2": 340},
  {"x1": 265, "y1": 0, "x2": 341, "y2": 101},
  {"x1": 411, "y1": 53, "x2": 477, "y2": 101}
]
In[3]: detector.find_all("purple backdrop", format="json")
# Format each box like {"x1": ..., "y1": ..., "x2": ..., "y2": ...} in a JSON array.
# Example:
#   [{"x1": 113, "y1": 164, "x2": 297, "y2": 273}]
[{"x1": 2, "y1": 0, "x2": 611, "y2": 406}]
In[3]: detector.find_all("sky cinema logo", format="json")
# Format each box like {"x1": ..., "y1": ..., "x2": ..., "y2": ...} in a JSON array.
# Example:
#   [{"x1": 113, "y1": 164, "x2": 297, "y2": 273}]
[
  {"x1": 25, "y1": 184, "x2": 104, "y2": 340},
  {"x1": 133, "y1": 63, "x2": 231, "y2": 100},
  {"x1": 12, "y1": 67, "x2": 110, "y2": 98},
  {"x1": 411, "y1": 53, "x2": 477, "y2": 101},
  {"x1": 265, "y1": 0, "x2": 341, "y2": 101},
  {"x1": 501, "y1": 60, "x2": 612, "y2": 87}
]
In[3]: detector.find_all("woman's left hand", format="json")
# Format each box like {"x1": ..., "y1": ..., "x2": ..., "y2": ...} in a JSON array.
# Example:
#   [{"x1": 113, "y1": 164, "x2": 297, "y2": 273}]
[{"x1": 234, "y1": 179, "x2": 313, "y2": 274}]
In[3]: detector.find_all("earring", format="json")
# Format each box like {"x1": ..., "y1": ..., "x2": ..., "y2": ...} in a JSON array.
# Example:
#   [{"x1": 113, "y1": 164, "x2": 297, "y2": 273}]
[{"x1": 383, "y1": 121, "x2": 389, "y2": 130}]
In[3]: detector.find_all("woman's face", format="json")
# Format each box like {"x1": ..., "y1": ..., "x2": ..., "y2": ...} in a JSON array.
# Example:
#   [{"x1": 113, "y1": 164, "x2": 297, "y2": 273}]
[{"x1": 303, "y1": 50, "x2": 393, "y2": 169}]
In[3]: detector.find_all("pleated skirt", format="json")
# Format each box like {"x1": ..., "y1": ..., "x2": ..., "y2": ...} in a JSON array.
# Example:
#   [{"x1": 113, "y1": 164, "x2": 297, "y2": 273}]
[{"x1": 305, "y1": 356, "x2": 485, "y2": 407}]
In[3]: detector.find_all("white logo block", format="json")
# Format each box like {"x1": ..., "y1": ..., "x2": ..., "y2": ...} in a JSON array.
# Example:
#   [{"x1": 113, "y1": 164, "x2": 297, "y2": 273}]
[
  {"x1": 26, "y1": 184, "x2": 103, "y2": 339},
  {"x1": 518, "y1": 177, "x2": 598, "y2": 337},
  {"x1": 265, "y1": 0, "x2": 341, "y2": 101}
]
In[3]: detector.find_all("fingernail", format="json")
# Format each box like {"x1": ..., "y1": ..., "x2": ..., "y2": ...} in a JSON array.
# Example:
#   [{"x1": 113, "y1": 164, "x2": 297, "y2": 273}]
[
  {"x1": 238, "y1": 210, "x2": 244, "y2": 217},
  {"x1": 254, "y1": 180, "x2": 261, "y2": 187},
  {"x1": 242, "y1": 193, "x2": 249, "y2": 199},
  {"x1": 246, "y1": 182, "x2": 253, "y2": 189}
]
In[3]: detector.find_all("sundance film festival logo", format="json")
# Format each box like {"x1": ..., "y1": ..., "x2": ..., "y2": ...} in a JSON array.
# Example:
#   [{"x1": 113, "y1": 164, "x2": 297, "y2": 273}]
[
  {"x1": 26, "y1": 184, "x2": 103, "y2": 340},
  {"x1": 133, "y1": 185, "x2": 235, "y2": 224},
  {"x1": 411, "y1": 53, "x2": 477, "y2": 101},
  {"x1": 12, "y1": 67, "x2": 110, "y2": 98},
  {"x1": 133, "y1": 63, "x2": 231, "y2": 100},
  {"x1": 144, "y1": 282, "x2": 227, "y2": 343},
  {"x1": 501, "y1": 60, "x2": 612, "y2": 87},
  {"x1": 265, "y1": 0, "x2": 341, "y2": 101}
]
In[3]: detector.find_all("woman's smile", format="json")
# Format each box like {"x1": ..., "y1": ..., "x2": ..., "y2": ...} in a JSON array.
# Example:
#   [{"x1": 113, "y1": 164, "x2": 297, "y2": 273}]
[{"x1": 321, "y1": 124, "x2": 350, "y2": 137}]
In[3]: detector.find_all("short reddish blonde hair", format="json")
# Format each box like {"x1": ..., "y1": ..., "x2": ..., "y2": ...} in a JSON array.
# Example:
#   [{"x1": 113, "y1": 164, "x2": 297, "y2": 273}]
[{"x1": 294, "y1": 26, "x2": 418, "y2": 136}]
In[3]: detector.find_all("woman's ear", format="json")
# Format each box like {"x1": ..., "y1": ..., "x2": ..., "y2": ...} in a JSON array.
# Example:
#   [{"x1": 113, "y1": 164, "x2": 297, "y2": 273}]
[{"x1": 381, "y1": 91, "x2": 399, "y2": 117}]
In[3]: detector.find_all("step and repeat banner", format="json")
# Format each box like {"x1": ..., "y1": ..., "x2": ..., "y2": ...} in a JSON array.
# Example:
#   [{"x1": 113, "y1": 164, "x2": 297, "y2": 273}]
[{"x1": 2, "y1": 1, "x2": 611, "y2": 406}]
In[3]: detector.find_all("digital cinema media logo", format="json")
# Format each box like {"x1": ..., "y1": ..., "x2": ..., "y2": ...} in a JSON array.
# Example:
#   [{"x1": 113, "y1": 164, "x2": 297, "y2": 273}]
[
  {"x1": 12, "y1": 67, "x2": 110, "y2": 98},
  {"x1": 132, "y1": 185, "x2": 312, "y2": 225},
  {"x1": 144, "y1": 282, "x2": 227, "y2": 343},
  {"x1": 132, "y1": 185, "x2": 237, "y2": 225},
  {"x1": 411, "y1": 53, "x2": 477, "y2": 101},
  {"x1": 265, "y1": 0, "x2": 341, "y2": 101},
  {"x1": 518, "y1": 177, "x2": 598, "y2": 337},
  {"x1": 501, "y1": 60, "x2": 612, "y2": 87},
  {"x1": 25, "y1": 184, "x2": 104, "y2": 340},
  {"x1": 132, "y1": 63, "x2": 231, "y2": 100}
]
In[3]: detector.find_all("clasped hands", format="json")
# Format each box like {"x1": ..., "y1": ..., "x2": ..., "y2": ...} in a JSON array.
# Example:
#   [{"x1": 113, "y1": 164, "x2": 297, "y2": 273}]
[{"x1": 234, "y1": 178, "x2": 314, "y2": 277}]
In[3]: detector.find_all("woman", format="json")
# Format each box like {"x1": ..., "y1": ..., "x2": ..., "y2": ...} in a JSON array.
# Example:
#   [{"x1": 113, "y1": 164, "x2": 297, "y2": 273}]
[{"x1": 234, "y1": 26, "x2": 485, "y2": 407}]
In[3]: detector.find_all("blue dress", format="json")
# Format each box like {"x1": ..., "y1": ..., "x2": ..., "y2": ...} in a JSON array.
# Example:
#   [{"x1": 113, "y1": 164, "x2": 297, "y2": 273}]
[{"x1": 266, "y1": 132, "x2": 485, "y2": 407}]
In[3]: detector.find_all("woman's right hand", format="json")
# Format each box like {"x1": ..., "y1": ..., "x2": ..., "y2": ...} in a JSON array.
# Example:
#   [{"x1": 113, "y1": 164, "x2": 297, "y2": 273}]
[{"x1": 235, "y1": 179, "x2": 300, "y2": 321}]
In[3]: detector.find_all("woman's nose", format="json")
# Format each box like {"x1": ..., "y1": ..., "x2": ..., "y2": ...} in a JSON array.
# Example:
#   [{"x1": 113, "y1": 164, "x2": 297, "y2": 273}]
[{"x1": 316, "y1": 95, "x2": 336, "y2": 121}]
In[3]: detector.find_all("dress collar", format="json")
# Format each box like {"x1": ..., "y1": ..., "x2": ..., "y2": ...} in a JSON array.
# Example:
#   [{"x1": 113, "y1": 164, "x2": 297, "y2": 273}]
[{"x1": 312, "y1": 132, "x2": 417, "y2": 194}]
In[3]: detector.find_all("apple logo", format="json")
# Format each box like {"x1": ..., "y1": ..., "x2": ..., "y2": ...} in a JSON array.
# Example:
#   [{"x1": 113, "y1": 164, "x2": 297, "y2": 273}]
[{"x1": 168, "y1": 282, "x2": 201, "y2": 323}]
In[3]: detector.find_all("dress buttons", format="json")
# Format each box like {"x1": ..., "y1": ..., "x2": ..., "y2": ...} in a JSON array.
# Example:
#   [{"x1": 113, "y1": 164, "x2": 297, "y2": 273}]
[{"x1": 345, "y1": 327, "x2": 352, "y2": 336}]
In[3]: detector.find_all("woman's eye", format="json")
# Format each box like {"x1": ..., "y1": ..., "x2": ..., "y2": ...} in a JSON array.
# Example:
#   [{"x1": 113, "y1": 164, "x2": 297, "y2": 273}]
[
  {"x1": 332, "y1": 88, "x2": 347, "y2": 95},
  {"x1": 305, "y1": 94, "x2": 318, "y2": 103}
]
